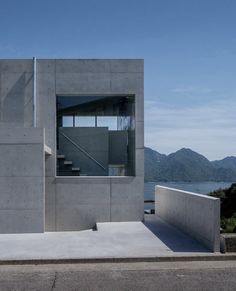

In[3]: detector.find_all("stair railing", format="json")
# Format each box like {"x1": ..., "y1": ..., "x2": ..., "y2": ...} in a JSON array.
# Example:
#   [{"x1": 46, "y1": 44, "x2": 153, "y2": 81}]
[{"x1": 59, "y1": 131, "x2": 106, "y2": 171}]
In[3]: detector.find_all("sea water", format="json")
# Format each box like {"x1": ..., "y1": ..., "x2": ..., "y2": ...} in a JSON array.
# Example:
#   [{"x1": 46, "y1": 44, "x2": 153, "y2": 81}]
[{"x1": 144, "y1": 181, "x2": 234, "y2": 210}]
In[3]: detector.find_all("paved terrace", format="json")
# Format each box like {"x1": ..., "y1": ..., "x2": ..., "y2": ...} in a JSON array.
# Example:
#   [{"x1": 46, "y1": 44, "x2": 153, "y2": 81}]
[{"x1": 0, "y1": 215, "x2": 220, "y2": 263}]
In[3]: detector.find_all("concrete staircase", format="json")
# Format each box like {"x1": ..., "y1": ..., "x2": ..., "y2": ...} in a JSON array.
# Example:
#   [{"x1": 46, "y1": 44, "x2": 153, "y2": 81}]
[{"x1": 57, "y1": 154, "x2": 80, "y2": 176}]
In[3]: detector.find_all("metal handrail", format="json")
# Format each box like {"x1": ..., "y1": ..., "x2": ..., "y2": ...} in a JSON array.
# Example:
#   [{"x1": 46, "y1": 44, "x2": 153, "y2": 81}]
[{"x1": 59, "y1": 131, "x2": 106, "y2": 171}]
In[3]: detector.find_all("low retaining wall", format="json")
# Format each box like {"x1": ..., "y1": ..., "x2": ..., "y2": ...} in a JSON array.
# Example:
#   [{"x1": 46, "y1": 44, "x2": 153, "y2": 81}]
[
  {"x1": 155, "y1": 186, "x2": 220, "y2": 252},
  {"x1": 222, "y1": 234, "x2": 236, "y2": 252}
]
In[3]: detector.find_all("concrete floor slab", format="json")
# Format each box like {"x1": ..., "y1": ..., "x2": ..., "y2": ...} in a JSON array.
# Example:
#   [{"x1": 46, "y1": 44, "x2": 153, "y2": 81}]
[{"x1": 0, "y1": 215, "x2": 214, "y2": 262}]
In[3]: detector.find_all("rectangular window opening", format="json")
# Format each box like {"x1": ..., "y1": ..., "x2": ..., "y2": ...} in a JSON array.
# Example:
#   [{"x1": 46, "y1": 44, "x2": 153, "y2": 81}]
[{"x1": 57, "y1": 95, "x2": 135, "y2": 177}]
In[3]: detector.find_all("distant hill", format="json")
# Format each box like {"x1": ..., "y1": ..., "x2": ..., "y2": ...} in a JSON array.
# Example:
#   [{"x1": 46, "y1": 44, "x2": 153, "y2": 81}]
[
  {"x1": 145, "y1": 147, "x2": 236, "y2": 182},
  {"x1": 212, "y1": 157, "x2": 236, "y2": 171},
  {"x1": 144, "y1": 147, "x2": 166, "y2": 181}
]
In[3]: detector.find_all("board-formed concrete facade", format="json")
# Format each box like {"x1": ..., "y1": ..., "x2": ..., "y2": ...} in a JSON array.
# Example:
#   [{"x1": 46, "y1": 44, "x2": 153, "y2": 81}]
[{"x1": 0, "y1": 59, "x2": 144, "y2": 233}]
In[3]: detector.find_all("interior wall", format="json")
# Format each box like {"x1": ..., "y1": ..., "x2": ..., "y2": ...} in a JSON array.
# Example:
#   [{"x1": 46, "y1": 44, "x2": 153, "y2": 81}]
[
  {"x1": 58, "y1": 127, "x2": 109, "y2": 176},
  {"x1": 108, "y1": 131, "x2": 128, "y2": 165}
]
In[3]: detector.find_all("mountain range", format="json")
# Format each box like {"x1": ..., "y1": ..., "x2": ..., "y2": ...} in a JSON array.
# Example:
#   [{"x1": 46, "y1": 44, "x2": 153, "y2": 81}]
[{"x1": 145, "y1": 147, "x2": 236, "y2": 182}]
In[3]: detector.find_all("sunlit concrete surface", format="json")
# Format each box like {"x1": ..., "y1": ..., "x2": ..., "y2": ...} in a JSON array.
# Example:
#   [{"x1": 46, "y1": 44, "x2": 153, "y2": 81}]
[{"x1": 0, "y1": 216, "x2": 215, "y2": 262}]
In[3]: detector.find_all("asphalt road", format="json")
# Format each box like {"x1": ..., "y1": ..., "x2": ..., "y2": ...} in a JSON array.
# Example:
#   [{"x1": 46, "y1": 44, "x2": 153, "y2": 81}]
[{"x1": 0, "y1": 260, "x2": 236, "y2": 291}]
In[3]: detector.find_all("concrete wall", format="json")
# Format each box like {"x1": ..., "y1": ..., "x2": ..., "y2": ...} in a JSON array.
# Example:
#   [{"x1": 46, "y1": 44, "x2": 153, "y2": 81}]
[
  {"x1": 43, "y1": 59, "x2": 144, "y2": 231},
  {"x1": 0, "y1": 59, "x2": 144, "y2": 232},
  {"x1": 0, "y1": 60, "x2": 33, "y2": 128},
  {"x1": 0, "y1": 128, "x2": 45, "y2": 233},
  {"x1": 108, "y1": 131, "x2": 128, "y2": 165},
  {"x1": 48, "y1": 176, "x2": 144, "y2": 231},
  {"x1": 155, "y1": 186, "x2": 220, "y2": 252}
]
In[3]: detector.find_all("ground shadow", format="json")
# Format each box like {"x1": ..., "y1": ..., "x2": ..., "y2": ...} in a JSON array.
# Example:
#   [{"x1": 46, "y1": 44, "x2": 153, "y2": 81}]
[{"x1": 143, "y1": 215, "x2": 210, "y2": 253}]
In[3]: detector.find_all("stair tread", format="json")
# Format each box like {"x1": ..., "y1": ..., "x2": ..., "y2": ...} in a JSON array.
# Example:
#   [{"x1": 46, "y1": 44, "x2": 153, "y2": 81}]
[
  {"x1": 72, "y1": 167, "x2": 80, "y2": 171},
  {"x1": 57, "y1": 155, "x2": 65, "y2": 159}
]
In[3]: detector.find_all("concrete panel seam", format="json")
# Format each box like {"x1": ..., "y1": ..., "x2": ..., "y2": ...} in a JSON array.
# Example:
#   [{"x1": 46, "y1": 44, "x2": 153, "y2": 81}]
[
  {"x1": 110, "y1": 178, "x2": 112, "y2": 221},
  {"x1": 55, "y1": 182, "x2": 58, "y2": 231}
]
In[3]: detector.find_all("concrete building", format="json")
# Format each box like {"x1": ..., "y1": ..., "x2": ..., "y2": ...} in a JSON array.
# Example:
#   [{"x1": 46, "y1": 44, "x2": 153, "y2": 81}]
[{"x1": 0, "y1": 59, "x2": 144, "y2": 233}]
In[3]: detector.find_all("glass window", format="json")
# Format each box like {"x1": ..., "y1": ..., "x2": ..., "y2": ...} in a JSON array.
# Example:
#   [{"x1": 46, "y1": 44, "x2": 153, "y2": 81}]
[
  {"x1": 57, "y1": 96, "x2": 135, "y2": 177},
  {"x1": 62, "y1": 116, "x2": 73, "y2": 127},
  {"x1": 75, "y1": 116, "x2": 95, "y2": 127},
  {"x1": 97, "y1": 116, "x2": 117, "y2": 130}
]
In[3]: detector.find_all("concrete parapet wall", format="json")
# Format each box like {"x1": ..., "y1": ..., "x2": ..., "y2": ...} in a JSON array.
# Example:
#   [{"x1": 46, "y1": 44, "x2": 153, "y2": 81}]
[
  {"x1": 155, "y1": 186, "x2": 220, "y2": 252},
  {"x1": 46, "y1": 176, "x2": 144, "y2": 231}
]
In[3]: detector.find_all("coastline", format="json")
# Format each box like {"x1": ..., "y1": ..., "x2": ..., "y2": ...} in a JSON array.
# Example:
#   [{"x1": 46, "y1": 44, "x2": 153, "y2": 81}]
[{"x1": 144, "y1": 181, "x2": 234, "y2": 210}]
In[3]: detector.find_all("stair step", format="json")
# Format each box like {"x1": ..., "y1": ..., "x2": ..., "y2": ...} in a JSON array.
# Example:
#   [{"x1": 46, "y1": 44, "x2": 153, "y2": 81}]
[
  {"x1": 64, "y1": 161, "x2": 72, "y2": 165},
  {"x1": 57, "y1": 155, "x2": 65, "y2": 159},
  {"x1": 72, "y1": 167, "x2": 80, "y2": 171}
]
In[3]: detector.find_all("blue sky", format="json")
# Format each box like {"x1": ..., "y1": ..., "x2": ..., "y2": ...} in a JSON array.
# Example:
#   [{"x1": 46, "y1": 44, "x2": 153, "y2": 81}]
[{"x1": 0, "y1": 0, "x2": 235, "y2": 160}]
